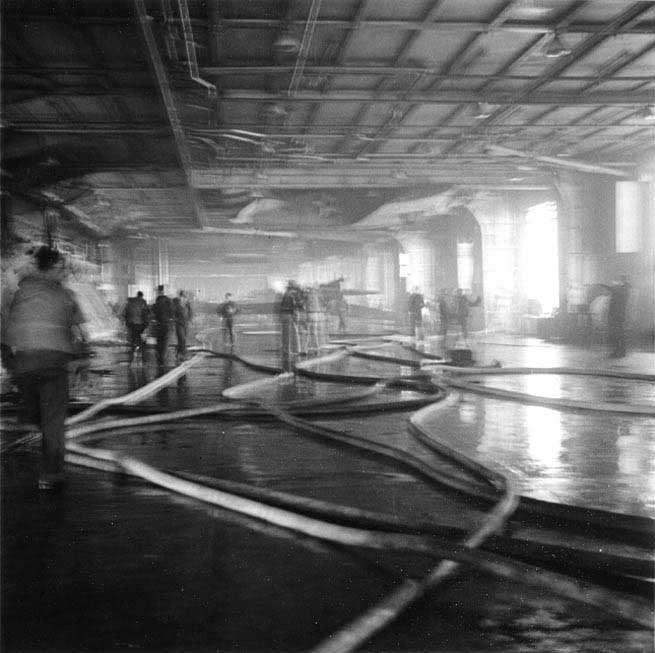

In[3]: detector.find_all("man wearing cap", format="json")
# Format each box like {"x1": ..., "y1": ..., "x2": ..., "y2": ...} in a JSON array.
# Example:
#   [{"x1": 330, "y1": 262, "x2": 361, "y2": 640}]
[
  {"x1": 123, "y1": 290, "x2": 149, "y2": 364},
  {"x1": 172, "y1": 289, "x2": 193, "y2": 362},
  {"x1": 152, "y1": 284, "x2": 173, "y2": 366},
  {"x1": 5, "y1": 246, "x2": 87, "y2": 490}
]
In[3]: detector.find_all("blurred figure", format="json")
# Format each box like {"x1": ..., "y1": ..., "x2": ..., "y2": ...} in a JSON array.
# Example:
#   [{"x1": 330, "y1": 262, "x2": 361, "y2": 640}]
[
  {"x1": 5, "y1": 246, "x2": 87, "y2": 491},
  {"x1": 437, "y1": 289, "x2": 449, "y2": 343},
  {"x1": 454, "y1": 288, "x2": 481, "y2": 344},
  {"x1": 123, "y1": 290, "x2": 148, "y2": 364},
  {"x1": 334, "y1": 294, "x2": 348, "y2": 334},
  {"x1": 278, "y1": 280, "x2": 302, "y2": 369},
  {"x1": 599, "y1": 275, "x2": 630, "y2": 358},
  {"x1": 295, "y1": 286, "x2": 309, "y2": 355},
  {"x1": 1, "y1": 256, "x2": 21, "y2": 373},
  {"x1": 152, "y1": 284, "x2": 173, "y2": 366},
  {"x1": 172, "y1": 290, "x2": 193, "y2": 363},
  {"x1": 217, "y1": 292, "x2": 239, "y2": 348},
  {"x1": 407, "y1": 286, "x2": 425, "y2": 340},
  {"x1": 304, "y1": 285, "x2": 323, "y2": 354}
]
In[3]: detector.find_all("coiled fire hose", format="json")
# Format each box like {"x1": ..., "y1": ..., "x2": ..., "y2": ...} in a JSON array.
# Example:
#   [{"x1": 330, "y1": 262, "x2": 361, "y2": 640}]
[{"x1": 4, "y1": 346, "x2": 653, "y2": 648}]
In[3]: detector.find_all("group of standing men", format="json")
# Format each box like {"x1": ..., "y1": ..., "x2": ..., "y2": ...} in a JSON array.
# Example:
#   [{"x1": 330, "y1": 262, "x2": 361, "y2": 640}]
[
  {"x1": 123, "y1": 285, "x2": 193, "y2": 366},
  {"x1": 407, "y1": 286, "x2": 481, "y2": 344},
  {"x1": 277, "y1": 280, "x2": 326, "y2": 368}
]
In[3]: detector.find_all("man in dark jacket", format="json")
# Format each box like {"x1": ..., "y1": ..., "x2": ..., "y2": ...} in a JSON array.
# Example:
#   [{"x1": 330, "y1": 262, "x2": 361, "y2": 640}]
[
  {"x1": 454, "y1": 287, "x2": 482, "y2": 343},
  {"x1": 437, "y1": 289, "x2": 450, "y2": 343},
  {"x1": 172, "y1": 290, "x2": 193, "y2": 362},
  {"x1": 152, "y1": 284, "x2": 173, "y2": 366},
  {"x1": 600, "y1": 276, "x2": 630, "y2": 357},
  {"x1": 123, "y1": 290, "x2": 149, "y2": 364},
  {"x1": 6, "y1": 246, "x2": 86, "y2": 491},
  {"x1": 407, "y1": 287, "x2": 425, "y2": 340},
  {"x1": 278, "y1": 281, "x2": 302, "y2": 367},
  {"x1": 217, "y1": 292, "x2": 238, "y2": 347}
]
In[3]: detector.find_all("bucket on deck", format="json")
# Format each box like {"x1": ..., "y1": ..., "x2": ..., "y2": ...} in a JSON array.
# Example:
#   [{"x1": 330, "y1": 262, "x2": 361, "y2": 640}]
[{"x1": 448, "y1": 348, "x2": 473, "y2": 366}]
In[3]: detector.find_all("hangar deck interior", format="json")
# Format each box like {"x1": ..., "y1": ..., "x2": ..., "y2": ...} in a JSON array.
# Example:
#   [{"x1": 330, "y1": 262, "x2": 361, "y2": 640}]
[{"x1": 1, "y1": 1, "x2": 654, "y2": 652}]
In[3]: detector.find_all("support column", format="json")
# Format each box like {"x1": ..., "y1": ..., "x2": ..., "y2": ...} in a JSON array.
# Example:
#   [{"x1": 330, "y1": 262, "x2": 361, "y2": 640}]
[
  {"x1": 157, "y1": 237, "x2": 170, "y2": 287},
  {"x1": 363, "y1": 242, "x2": 398, "y2": 309}
]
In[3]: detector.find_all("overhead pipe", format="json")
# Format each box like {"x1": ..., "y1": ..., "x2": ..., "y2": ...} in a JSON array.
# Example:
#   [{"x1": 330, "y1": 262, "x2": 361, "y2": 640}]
[
  {"x1": 486, "y1": 144, "x2": 630, "y2": 177},
  {"x1": 176, "y1": 0, "x2": 217, "y2": 96},
  {"x1": 135, "y1": 0, "x2": 205, "y2": 228},
  {"x1": 5, "y1": 343, "x2": 653, "y2": 642},
  {"x1": 287, "y1": 0, "x2": 323, "y2": 96}
]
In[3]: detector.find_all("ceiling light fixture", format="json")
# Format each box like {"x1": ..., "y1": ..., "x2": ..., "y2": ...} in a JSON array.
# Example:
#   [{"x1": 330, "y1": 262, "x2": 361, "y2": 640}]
[
  {"x1": 39, "y1": 151, "x2": 61, "y2": 167},
  {"x1": 262, "y1": 102, "x2": 288, "y2": 119},
  {"x1": 272, "y1": 29, "x2": 301, "y2": 56},
  {"x1": 636, "y1": 105, "x2": 655, "y2": 121},
  {"x1": 543, "y1": 32, "x2": 571, "y2": 58},
  {"x1": 473, "y1": 102, "x2": 494, "y2": 119}
]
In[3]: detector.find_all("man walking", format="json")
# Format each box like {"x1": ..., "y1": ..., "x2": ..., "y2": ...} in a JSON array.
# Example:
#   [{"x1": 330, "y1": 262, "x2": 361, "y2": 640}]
[
  {"x1": 600, "y1": 275, "x2": 630, "y2": 358},
  {"x1": 123, "y1": 290, "x2": 149, "y2": 364},
  {"x1": 5, "y1": 246, "x2": 87, "y2": 491},
  {"x1": 407, "y1": 287, "x2": 425, "y2": 340},
  {"x1": 172, "y1": 290, "x2": 193, "y2": 362},
  {"x1": 217, "y1": 292, "x2": 238, "y2": 348},
  {"x1": 152, "y1": 284, "x2": 173, "y2": 366}
]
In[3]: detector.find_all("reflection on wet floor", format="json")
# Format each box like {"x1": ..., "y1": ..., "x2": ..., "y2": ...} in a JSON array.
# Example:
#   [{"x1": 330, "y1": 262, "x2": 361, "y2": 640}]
[
  {"x1": 415, "y1": 395, "x2": 654, "y2": 516},
  {"x1": 2, "y1": 334, "x2": 654, "y2": 652},
  {"x1": 471, "y1": 372, "x2": 655, "y2": 404}
]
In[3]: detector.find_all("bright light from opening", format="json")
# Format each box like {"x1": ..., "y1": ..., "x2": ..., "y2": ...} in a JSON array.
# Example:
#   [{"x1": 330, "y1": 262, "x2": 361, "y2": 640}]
[
  {"x1": 269, "y1": 279, "x2": 286, "y2": 293},
  {"x1": 615, "y1": 181, "x2": 646, "y2": 253},
  {"x1": 521, "y1": 202, "x2": 559, "y2": 315},
  {"x1": 457, "y1": 242, "x2": 474, "y2": 291},
  {"x1": 525, "y1": 375, "x2": 563, "y2": 468}
]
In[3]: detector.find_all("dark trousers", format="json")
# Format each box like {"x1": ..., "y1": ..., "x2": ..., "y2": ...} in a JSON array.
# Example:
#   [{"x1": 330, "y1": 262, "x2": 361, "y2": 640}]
[
  {"x1": 222, "y1": 318, "x2": 234, "y2": 345},
  {"x1": 439, "y1": 316, "x2": 448, "y2": 339},
  {"x1": 155, "y1": 324, "x2": 170, "y2": 366},
  {"x1": 127, "y1": 323, "x2": 146, "y2": 361},
  {"x1": 409, "y1": 312, "x2": 422, "y2": 338},
  {"x1": 608, "y1": 319, "x2": 626, "y2": 357},
  {"x1": 280, "y1": 313, "x2": 299, "y2": 369},
  {"x1": 175, "y1": 323, "x2": 187, "y2": 358},
  {"x1": 15, "y1": 367, "x2": 68, "y2": 480},
  {"x1": 458, "y1": 317, "x2": 469, "y2": 341},
  {"x1": 337, "y1": 312, "x2": 347, "y2": 334}
]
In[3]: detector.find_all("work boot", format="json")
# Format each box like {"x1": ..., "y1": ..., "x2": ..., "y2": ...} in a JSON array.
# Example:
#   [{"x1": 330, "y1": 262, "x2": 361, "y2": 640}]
[{"x1": 38, "y1": 472, "x2": 66, "y2": 492}]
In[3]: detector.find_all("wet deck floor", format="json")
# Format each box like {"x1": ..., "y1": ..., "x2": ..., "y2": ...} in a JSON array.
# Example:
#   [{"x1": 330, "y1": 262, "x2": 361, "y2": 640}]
[{"x1": 1, "y1": 333, "x2": 653, "y2": 651}]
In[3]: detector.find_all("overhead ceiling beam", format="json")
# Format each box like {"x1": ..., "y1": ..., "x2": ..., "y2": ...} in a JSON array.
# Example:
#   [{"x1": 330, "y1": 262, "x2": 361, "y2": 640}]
[
  {"x1": 191, "y1": 167, "x2": 550, "y2": 190},
  {"x1": 6, "y1": 65, "x2": 653, "y2": 88},
  {"x1": 5, "y1": 13, "x2": 655, "y2": 35},
  {"x1": 571, "y1": 126, "x2": 655, "y2": 160},
  {"x1": 487, "y1": 145, "x2": 630, "y2": 176},
  {"x1": 4, "y1": 181, "x2": 107, "y2": 238},
  {"x1": 135, "y1": 0, "x2": 205, "y2": 229},
  {"x1": 5, "y1": 123, "x2": 171, "y2": 133},
  {"x1": 10, "y1": 122, "x2": 648, "y2": 135},
  {"x1": 344, "y1": 0, "x2": 459, "y2": 157},
  {"x1": 199, "y1": 66, "x2": 655, "y2": 84},
  {"x1": 422, "y1": 1, "x2": 589, "y2": 156},
  {"x1": 462, "y1": 36, "x2": 655, "y2": 155},
  {"x1": 184, "y1": 18, "x2": 655, "y2": 35},
  {"x1": 217, "y1": 88, "x2": 653, "y2": 105},
  {"x1": 522, "y1": 105, "x2": 610, "y2": 153},
  {"x1": 303, "y1": 0, "x2": 373, "y2": 132},
  {"x1": 583, "y1": 130, "x2": 653, "y2": 161},
  {"x1": 176, "y1": 0, "x2": 216, "y2": 95},
  {"x1": 449, "y1": 2, "x2": 655, "y2": 145},
  {"x1": 197, "y1": 124, "x2": 651, "y2": 133},
  {"x1": 1, "y1": 65, "x2": 150, "y2": 75},
  {"x1": 288, "y1": 0, "x2": 323, "y2": 96}
]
